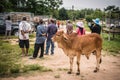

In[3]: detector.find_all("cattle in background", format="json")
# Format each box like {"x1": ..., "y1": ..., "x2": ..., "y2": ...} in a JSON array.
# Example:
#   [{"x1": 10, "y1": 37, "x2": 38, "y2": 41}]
[{"x1": 52, "y1": 30, "x2": 102, "y2": 75}]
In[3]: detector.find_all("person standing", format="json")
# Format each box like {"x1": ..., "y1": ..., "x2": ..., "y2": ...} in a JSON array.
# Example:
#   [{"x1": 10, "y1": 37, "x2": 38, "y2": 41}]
[
  {"x1": 45, "y1": 19, "x2": 58, "y2": 55},
  {"x1": 76, "y1": 21, "x2": 86, "y2": 35},
  {"x1": 19, "y1": 17, "x2": 31, "y2": 56},
  {"x1": 91, "y1": 18, "x2": 101, "y2": 34},
  {"x1": 5, "y1": 16, "x2": 12, "y2": 39},
  {"x1": 66, "y1": 20, "x2": 73, "y2": 35},
  {"x1": 57, "y1": 20, "x2": 60, "y2": 29},
  {"x1": 91, "y1": 18, "x2": 101, "y2": 55},
  {"x1": 30, "y1": 19, "x2": 47, "y2": 59}
]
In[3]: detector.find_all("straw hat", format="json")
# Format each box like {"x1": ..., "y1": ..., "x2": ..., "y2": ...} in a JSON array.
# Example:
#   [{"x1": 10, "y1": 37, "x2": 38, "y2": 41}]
[
  {"x1": 76, "y1": 22, "x2": 84, "y2": 28},
  {"x1": 92, "y1": 18, "x2": 100, "y2": 25}
]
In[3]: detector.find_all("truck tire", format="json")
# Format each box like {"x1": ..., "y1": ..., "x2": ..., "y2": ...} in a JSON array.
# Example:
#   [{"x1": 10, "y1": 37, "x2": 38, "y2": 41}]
[{"x1": 13, "y1": 30, "x2": 19, "y2": 36}]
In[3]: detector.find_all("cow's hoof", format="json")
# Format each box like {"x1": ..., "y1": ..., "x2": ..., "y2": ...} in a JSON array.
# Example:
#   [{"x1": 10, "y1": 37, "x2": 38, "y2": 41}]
[
  {"x1": 67, "y1": 71, "x2": 72, "y2": 74},
  {"x1": 76, "y1": 72, "x2": 80, "y2": 75},
  {"x1": 93, "y1": 69, "x2": 98, "y2": 73},
  {"x1": 94, "y1": 67, "x2": 99, "y2": 73}
]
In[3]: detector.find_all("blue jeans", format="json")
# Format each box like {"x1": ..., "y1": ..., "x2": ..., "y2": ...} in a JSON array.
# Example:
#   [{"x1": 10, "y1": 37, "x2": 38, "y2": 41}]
[{"x1": 45, "y1": 39, "x2": 54, "y2": 54}]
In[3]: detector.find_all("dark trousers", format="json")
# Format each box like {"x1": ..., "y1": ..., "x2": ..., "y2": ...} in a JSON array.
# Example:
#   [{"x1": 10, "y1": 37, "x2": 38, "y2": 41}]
[{"x1": 33, "y1": 42, "x2": 44, "y2": 58}]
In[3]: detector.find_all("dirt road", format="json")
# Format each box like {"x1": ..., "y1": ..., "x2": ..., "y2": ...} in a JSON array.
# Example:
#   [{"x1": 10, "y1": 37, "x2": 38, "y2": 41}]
[{"x1": 1, "y1": 42, "x2": 120, "y2": 80}]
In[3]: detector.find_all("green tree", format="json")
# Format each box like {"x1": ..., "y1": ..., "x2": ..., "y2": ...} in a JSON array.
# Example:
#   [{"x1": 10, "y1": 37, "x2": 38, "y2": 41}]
[
  {"x1": 0, "y1": 0, "x2": 63, "y2": 16},
  {"x1": 25, "y1": 0, "x2": 63, "y2": 15},
  {"x1": 67, "y1": 10, "x2": 73, "y2": 20},
  {"x1": 58, "y1": 7, "x2": 68, "y2": 20},
  {"x1": 46, "y1": 0, "x2": 63, "y2": 17},
  {"x1": 104, "y1": 5, "x2": 120, "y2": 19},
  {"x1": 0, "y1": 0, "x2": 13, "y2": 12}
]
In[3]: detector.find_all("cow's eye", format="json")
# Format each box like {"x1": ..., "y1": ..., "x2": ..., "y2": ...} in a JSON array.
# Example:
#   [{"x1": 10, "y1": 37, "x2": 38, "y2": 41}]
[
  {"x1": 56, "y1": 34, "x2": 60, "y2": 36},
  {"x1": 63, "y1": 37, "x2": 67, "y2": 40}
]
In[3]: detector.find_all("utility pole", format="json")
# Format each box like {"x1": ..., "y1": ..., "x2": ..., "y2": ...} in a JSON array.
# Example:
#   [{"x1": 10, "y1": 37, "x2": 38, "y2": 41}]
[{"x1": 72, "y1": 5, "x2": 74, "y2": 21}]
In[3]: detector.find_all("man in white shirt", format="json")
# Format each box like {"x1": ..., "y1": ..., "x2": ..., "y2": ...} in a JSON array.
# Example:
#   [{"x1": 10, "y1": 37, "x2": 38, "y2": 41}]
[{"x1": 19, "y1": 17, "x2": 31, "y2": 56}]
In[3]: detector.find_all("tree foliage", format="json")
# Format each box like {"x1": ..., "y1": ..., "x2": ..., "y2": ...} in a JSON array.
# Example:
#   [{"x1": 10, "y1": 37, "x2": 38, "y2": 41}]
[
  {"x1": 0, "y1": 0, "x2": 63, "y2": 16},
  {"x1": 58, "y1": 7, "x2": 68, "y2": 20},
  {"x1": 0, "y1": 0, "x2": 12, "y2": 12},
  {"x1": 0, "y1": 1, "x2": 119, "y2": 21},
  {"x1": 104, "y1": 5, "x2": 120, "y2": 19},
  {"x1": 58, "y1": 6, "x2": 119, "y2": 21}
]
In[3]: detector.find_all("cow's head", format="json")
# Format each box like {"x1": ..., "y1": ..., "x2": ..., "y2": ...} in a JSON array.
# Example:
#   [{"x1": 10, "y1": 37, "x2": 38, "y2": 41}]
[
  {"x1": 52, "y1": 30, "x2": 72, "y2": 44},
  {"x1": 52, "y1": 30, "x2": 65, "y2": 42}
]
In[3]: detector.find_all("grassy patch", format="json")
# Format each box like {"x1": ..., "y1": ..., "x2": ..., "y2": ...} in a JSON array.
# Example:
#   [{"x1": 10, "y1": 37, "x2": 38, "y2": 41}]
[
  {"x1": 29, "y1": 33, "x2": 36, "y2": 38},
  {"x1": 22, "y1": 64, "x2": 52, "y2": 73},
  {"x1": 28, "y1": 47, "x2": 34, "y2": 56},
  {"x1": 102, "y1": 33, "x2": 120, "y2": 55},
  {"x1": 0, "y1": 40, "x2": 21, "y2": 75},
  {"x1": 0, "y1": 35, "x2": 52, "y2": 77},
  {"x1": 0, "y1": 35, "x2": 18, "y2": 39},
  {"x1": 10, "y1": 64, "x2": 21, "y2": 73},
  {"x1": 57, "y1": 68, "x2": 68, "y2": 71},
  {"x1": 54, "y1": 74, "x2": 60, "y2": 78},
  {"x1": 0, "y1": 64, "x2": 52, "y2": 77}
]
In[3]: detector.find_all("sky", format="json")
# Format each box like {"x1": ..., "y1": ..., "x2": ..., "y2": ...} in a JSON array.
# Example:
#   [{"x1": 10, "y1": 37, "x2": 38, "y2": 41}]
[{"x1": 61, "y1": 0, "x2": 120, "y2": 10}]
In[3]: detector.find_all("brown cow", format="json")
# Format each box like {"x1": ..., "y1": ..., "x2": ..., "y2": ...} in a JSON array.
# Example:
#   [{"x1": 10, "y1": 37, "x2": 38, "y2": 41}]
[{"x1": 52, "y1": 30, "x2": 102, "y2": 75}]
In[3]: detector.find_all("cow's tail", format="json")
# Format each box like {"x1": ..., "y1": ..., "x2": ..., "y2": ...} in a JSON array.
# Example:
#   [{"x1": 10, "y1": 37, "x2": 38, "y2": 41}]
[{"x1": 99, "y1": 57, "x2": 102, "y2": 64}]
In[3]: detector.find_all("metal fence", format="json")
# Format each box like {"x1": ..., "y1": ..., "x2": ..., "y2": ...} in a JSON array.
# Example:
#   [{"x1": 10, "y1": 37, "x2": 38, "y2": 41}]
[{"x1": 105, "y1": 18, "x2": 120, "y2": 27}]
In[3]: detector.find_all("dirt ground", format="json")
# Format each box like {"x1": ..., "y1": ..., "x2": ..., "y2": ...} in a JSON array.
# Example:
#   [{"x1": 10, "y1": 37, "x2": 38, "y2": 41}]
[{"x1": 0, "y1": 42, "x2": 120, "y2": 80}]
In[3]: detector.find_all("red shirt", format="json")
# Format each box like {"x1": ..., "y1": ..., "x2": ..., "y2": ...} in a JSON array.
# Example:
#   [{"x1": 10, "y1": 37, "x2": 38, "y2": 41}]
[{"x1": 76, "y1": 28, "x2": 85, "y2": 35}]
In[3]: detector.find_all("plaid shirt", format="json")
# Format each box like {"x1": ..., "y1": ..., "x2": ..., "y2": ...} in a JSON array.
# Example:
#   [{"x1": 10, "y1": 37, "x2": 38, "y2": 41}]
[{"x1": 66, "y1": 23, "x2": 73, "y2": 35}]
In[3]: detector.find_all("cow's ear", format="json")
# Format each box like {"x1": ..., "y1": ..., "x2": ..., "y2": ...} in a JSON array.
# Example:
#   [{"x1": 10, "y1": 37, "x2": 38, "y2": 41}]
[{"x1": 63, "y1": 34, "x2": 68, "y2": 40}]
